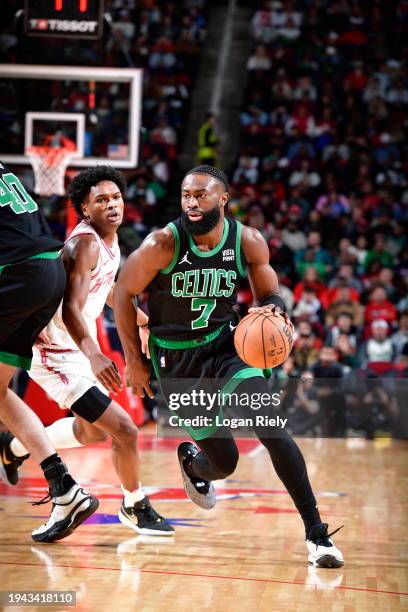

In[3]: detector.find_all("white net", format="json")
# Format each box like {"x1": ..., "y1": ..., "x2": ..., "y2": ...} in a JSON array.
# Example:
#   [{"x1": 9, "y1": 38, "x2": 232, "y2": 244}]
[{"x1": 27, "y1": 146, "x2": 76, "y2": 196}]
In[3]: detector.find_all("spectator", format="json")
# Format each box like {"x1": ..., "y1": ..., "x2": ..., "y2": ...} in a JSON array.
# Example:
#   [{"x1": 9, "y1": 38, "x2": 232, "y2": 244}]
[
  {"x1": 251, "y1": 9, "x2": 274, "y2": 44},
  {"x1": 365, "y1": 286, "x2": 398, "y2": 329},
  {"x1": 312, "y1": 347, "x2": 347, "y2": 437},
  {"x1": 377, "y1": 268, "x2": 398, "y2": 302},
  {"x1": 281, "y1": 212, "x2": 307, "y2": 253},
  {"x1": 247, "y1": 45, "x2": 272, "y2": 71},
  {"x1": 386, "y1": 77, "x2": 408, "y2": 105},
  {"x1": 360, "y1": 319, "x2": 396, "y2": 366},
  {"x1": 315, "y1": 189, "x2": 350, "y2": 219},
  {"x1": 392, "y1": 312, "x2": 408, "y2": 357},
  {"x1": 328, "y1": 264, "x2": 363, "y2": 294},
  {"x1": 292, "y1": 76, "x2": 317, "y2": 102},
  {"x1": 232, "y1": 156, "x2": 259, "y2": 185},
  {"x1": 197, "y1": 113, "x2": 218, "y2": 166},
  {"x1": 325, "y1": 287, "x2": 363, "y2": 327},
  {"x1": 325, "y1": 313, "x2": 358, "y2": 367},
  {"x1": 292, "y1": 321, "x2": 320, "y2": 372},
  {"x1": 293, "y1": 287, "x2": 322, "y2": 324},
  {"x1": 295, "y1": 231, "x2": 333, "y2": 279},
  {"x1": 286, "y1": 372, "x2": 322, "y2": 436},
  {"x1": 364, "y1": 234, "x2": 395, "y2": 270},
  {"x1": 247, "y1": 206, "x2": 274, "y2": 241},
  {"x1": 349, "y1": 235, "x2": 369, "y2": 267},
  {"x1": 294, "y1": 267, "x2": 325, "y2": 302},
  {"x1": 359, "y1": 375, "x2": 395, "y2": 440},
  {"x1": 288, "y1": 160, "x2": 321, "y2": 190},
  {"x1": 321, "y1": 277, "x2": 360, "y2": 311}
]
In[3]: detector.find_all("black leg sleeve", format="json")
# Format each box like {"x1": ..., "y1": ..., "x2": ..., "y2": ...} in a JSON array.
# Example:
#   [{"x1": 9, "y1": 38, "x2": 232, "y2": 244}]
[
  {"x1": 239, "y1": 377, "x2": 323, "y2": 536},
  {"x1": 187, "y1": 427, "x2": 239, "y2": 481}
]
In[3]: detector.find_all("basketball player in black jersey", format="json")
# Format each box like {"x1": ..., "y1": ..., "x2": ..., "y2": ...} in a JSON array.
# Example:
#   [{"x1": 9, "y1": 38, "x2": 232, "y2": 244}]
[
  {"x1": 0, "y1": 161, "x2": 98, "y2": 541},
  {"x1": 114, "y1": 165, "x2": 344, "y2": 567}
]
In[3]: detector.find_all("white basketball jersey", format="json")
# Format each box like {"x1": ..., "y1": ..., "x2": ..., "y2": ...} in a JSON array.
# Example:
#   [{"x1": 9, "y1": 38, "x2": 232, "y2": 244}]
[{"x1": 37, "y1": 220, "x2": 120, "y2": 351}]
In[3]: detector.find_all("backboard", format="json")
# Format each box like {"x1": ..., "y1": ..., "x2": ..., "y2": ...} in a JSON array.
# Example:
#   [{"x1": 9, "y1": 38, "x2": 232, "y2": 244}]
[{"x1": 0, "y1": 64, "x2": 142, "y2": 169}]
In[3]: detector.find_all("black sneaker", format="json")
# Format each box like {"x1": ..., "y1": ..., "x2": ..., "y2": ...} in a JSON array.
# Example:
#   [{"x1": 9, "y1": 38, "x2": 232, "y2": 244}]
[
  {"x1": 31, "y1": 484, "x2": 99, "y2": 542},
  {"x1": 119, "y1": 496, "x2": 174, "y2": 536},
  {"x1": 0, "y1": 432, "x2": 29, "y2": 486},
  {"x1": 177, "y1": 442, "x2": 216, "y2": 510},
  {"x1": 306, "y1": 523, "x2": 344, "y2": 568}
]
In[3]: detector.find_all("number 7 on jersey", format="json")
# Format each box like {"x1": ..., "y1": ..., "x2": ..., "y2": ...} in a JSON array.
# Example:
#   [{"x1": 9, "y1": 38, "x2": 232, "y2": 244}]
[{"x1": 191, "y1": 298, "x2": 216, "y2": 330}]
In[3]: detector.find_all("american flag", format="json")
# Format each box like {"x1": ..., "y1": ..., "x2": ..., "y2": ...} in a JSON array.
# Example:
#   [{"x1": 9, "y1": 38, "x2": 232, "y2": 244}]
[{"x1": 107, "y1": 144, "x2": 129, "y2": 159}]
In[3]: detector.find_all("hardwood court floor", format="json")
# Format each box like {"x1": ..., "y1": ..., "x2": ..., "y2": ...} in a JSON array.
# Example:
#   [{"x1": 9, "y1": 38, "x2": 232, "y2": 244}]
[{"x1": 0, "y1": 432, "x2": 407, "y2": 611}]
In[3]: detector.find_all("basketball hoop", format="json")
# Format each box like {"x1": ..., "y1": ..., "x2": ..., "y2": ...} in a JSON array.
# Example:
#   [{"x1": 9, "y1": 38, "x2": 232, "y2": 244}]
[{"x1": 27, "y1": 139, "x2": 77, "y2": 197}]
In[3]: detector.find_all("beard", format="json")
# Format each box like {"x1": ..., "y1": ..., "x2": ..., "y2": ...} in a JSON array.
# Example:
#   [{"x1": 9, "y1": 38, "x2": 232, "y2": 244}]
[{"x1": 181, "y1": 206, "x2": 221, "y2": 236}]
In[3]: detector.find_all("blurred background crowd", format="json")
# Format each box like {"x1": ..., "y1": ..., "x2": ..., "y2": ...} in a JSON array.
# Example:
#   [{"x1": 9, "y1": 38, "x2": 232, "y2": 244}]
[
  {"x1": 231, "y1": 0, "x2": 407, "y2": 438},
  {"x1": 1, "y1": 0, "x2": 407, "y2": 437}
]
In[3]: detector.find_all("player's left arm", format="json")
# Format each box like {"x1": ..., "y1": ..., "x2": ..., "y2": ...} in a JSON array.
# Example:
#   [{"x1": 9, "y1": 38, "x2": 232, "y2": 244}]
[{"x1": 241, "y1": 226, "x2": 293, "y2": 329}]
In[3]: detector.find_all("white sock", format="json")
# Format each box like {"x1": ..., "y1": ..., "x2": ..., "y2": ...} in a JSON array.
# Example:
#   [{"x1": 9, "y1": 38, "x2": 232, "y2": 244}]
[
  {"x1": 10, "y1": 417, "x2": 83, "y2": 458},
  {"x1": 121, "y1": 484, "x2": 145, "y2": 506},
  {"x1": 9, "y1": 436, "x2": 30, "y2": 458}
]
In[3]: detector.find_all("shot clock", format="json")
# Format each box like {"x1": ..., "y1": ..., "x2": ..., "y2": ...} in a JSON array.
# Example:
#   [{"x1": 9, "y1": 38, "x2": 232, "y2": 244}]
[{"x1": 24, "y1": 0, "x2": 104, "y2": 39}]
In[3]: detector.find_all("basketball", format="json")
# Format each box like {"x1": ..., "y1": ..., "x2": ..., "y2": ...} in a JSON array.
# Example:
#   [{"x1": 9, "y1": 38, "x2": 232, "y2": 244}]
[{"x1": 234, "y1": 311, "x2": 294, "y2": 369}]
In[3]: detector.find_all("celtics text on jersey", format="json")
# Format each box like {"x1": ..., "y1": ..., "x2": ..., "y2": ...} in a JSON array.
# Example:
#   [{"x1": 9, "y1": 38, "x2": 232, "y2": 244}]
[{"x1": 147, "y1": 217, "x2": 247, "y2": 340}]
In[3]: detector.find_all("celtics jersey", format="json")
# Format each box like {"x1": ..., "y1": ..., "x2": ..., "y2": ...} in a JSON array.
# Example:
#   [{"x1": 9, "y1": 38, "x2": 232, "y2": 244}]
[
  {"x1": 0, "y1": 161, "x2": 62, "y2": 266},
  {"x1": 147, "y1": 216, "x2": 247, "y2": 340}
]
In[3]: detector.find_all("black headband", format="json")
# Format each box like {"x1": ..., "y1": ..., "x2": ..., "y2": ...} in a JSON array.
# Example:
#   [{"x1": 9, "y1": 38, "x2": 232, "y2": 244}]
[{"x1": 185, "y1": 165, "x2": 229, "y2": 192}]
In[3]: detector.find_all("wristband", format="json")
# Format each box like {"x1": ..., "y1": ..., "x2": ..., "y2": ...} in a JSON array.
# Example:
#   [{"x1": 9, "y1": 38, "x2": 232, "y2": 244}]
[{"x1": 259, "y1": 294, "x2": 286, "y2": 311}]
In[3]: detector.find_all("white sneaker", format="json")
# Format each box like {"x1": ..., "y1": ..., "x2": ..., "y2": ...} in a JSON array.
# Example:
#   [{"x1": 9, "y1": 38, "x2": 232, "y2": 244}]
[
  {"x1": 31, "y1": 484, "x2": 99, "y2": 543},
  {"x1": 306, "y1": 523, "x2": 344, "y2": 568}
]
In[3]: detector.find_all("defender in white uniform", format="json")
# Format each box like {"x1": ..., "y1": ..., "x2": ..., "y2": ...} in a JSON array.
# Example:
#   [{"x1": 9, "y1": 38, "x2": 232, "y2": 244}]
[
  {"x1": 0, "y1": 166, "x2": 174, "y2": 537},
  {"x1": 30, "y1": 218, "x2": 121, "y2": 408}
]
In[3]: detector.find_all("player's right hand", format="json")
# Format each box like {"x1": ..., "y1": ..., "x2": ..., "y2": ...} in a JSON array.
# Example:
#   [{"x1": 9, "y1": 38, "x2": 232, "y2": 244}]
[
  {"x1": 90, "y1": 353, "x2": 123, "y2": 394},
  {"x1": 125, "y1": 361, "x2": 154, "y2": 399},
  {"x1": 248, "y1": 305, "x2": 295, "y2": 334}
]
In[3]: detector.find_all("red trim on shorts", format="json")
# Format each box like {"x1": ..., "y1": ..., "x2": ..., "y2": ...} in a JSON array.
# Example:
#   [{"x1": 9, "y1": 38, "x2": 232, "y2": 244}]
[
  {"x1": 36, "y1": 344, "x2": 75, "y2": 353},
  {"x1": 39, "y1": 348, "x2": 70, "y2": 385}
]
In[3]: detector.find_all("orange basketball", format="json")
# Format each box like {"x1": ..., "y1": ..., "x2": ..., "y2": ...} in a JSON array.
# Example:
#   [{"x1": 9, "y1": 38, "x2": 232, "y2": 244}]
[{"x1": 234, "y1": 311, "x2": 294, "y2": 369}]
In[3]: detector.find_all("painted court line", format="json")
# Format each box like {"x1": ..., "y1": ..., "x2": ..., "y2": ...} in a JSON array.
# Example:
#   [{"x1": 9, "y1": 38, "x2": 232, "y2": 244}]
[
  {"x1": 247, "y1": 443, "x2": 264, "y2": 458},
  {"x1": 0, "y1": 561, "x2": 407, "y2": 597}
]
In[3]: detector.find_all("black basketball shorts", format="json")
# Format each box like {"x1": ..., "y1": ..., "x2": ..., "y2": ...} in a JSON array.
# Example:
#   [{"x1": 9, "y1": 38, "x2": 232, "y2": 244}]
[
  {"x1": 149, "y1": 325, "x2": 267, "y2": 440},
  {"x1": 0, "y1": 253, "x2": 66, "y2": 370}
]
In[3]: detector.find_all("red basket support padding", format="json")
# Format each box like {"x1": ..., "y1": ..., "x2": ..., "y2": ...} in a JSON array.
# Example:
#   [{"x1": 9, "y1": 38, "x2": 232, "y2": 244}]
[
  {"x1": 65, "y1": 198, "x2": 78, "y2": 238},
  {"x1": 96, "y1": 317, "x2": 145, "y2": 426},
  {"x1": 23, "y1": 379, "x2": 69, "y2": 426}
]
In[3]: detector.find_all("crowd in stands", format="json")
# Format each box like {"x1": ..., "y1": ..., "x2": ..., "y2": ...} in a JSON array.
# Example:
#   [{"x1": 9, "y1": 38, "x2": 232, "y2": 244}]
[
  {"x1": 231, "y1": 0, "x2": 407, "y2": 437},
  {"x1": 232, "y1": 0, "x2": 407, "y2": 374}
]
